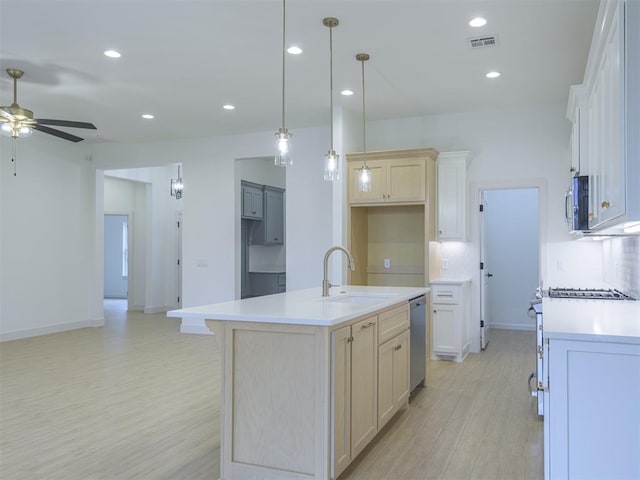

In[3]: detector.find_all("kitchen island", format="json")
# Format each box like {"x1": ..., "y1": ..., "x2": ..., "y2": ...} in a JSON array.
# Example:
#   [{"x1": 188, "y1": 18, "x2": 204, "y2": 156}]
[
  {"x1": 542, "y1": 297, "x2": 640, "y2": 480},
  {"x1": 168, "y1": 285, "x2": 428, "y2": 480}
]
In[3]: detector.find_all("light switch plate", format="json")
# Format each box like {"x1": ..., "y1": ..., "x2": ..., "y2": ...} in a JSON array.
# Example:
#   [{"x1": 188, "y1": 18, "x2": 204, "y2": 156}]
[{"x1": 384, "y1": 258, "x2": 391, "y2": 269}]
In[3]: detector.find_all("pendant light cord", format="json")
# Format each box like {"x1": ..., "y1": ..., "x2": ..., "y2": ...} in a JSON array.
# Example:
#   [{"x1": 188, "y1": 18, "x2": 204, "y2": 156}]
[
  {"x1": 281, "y1": 0, "x2": 286, "y2": 129},
  {"x1": 361, "y1": 58, "x2": 367, "y2": 162},
  {"x1": 329, "y1": 25, "x2": 334, "y2": 150}
]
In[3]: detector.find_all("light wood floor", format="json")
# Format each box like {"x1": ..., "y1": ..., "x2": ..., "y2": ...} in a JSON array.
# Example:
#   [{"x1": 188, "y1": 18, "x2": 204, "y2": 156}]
[{"x1": 1, "y1": 303, "x2": 542, "y2": 479}]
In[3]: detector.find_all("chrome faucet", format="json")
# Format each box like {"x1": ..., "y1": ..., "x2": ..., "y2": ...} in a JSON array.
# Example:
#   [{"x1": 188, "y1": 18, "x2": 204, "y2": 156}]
[{"x1": 322, "y1": 246, "x2": 355, "y2": 297}]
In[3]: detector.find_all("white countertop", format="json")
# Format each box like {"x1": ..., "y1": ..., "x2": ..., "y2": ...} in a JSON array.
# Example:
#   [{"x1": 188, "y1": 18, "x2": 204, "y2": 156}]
[
  {"x1": 543, "y1": 297, "x2": 640, "y2": 344},
  {"x1": 430, "y1": 277, "x2": 472, "y2": 285},
  {"x1": 167, "y1": 285, "x2": 429, "y2": 327}
]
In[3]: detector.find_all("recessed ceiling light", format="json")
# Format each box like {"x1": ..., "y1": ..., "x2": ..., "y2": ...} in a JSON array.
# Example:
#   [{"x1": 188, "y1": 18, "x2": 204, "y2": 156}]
[
  {"x1": 469, "y1": 17, "x2": 487, "y2": 27},
  {"x1": 142, "y1": 114, "x2": 154, "y2": 119},
  {"x1": 341, "y1": 89, "x2": 354, "y2": 96},
  {"x1": 223, "y1": 104, "x2": 235, "y2": 110},
  {"x1": 287, "y1": 46, "x2": 302, "y2": 55},
  {"x1": 486, "y1": 71, "x2": 501, "y2": 78},
  {"x1": 104, "y1": 50, "x2": 121, "y2": 58}
]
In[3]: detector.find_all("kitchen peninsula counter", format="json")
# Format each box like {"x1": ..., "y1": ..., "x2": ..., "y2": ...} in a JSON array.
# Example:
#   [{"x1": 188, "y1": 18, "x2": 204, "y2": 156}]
[{"x1": 168, "y1": 285, "x2": 428, "y2": 480}]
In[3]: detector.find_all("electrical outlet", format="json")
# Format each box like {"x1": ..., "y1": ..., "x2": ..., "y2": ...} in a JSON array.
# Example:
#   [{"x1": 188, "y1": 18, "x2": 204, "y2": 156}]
[
  {"x1": 441, "y1": 259, "x2": 449, "y2": 270},
  {"x1": 384, "y1": 258, "x2": 391, "y2": 269}
]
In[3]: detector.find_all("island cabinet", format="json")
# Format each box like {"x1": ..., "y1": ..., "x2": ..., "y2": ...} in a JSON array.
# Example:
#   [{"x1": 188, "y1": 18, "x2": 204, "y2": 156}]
[
  {"x1": 331, "y1": 316, "x2": 378, "y2": 478},
  {"x1": 186, "y1": 291, "x2": 420, "y2": 480}
]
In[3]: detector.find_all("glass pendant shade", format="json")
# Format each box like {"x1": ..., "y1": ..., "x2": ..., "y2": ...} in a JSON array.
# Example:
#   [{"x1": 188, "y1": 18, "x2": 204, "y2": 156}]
[
  {"x1": 324, "y1": 150, "x2": 339, "y2": 181},
  {"x1": 1, "y1": 122, "x2": 32, "y2": 138},
  {"x1": 274, "y1": 127, "x2": 292, "y2": 166},
  {"x1": 170, "y1": 165, "x2": 184, "y2": 199},
  {"x1": 358, "y1": 164, "x2": 372, "y2": 192}
]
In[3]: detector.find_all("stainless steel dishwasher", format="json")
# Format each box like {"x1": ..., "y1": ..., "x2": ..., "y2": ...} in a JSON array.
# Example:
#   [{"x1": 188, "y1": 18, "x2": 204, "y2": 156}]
[{"x1": 409, "y1": 295, "x2": 426, "y2": 392}]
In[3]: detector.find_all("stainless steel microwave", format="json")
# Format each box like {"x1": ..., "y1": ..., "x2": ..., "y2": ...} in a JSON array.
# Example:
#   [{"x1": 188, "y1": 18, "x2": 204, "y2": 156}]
[{"x1": 565, "y1": 175, "x2": 589, "y2": 231}]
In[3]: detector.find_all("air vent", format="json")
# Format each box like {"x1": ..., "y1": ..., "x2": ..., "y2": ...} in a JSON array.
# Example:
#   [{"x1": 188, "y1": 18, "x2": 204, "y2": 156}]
[{"x1": 468, "y1": 34, "x2": 499, "y2": 49}]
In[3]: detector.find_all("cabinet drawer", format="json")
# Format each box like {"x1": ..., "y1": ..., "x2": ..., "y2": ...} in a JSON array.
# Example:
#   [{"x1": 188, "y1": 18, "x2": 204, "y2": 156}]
[
  {"x1": 431, "y1": 285, "x2": 460, "y2": 304},
  {"x1": 378, "y1": 304, "x2": 409, "y2": 345}
]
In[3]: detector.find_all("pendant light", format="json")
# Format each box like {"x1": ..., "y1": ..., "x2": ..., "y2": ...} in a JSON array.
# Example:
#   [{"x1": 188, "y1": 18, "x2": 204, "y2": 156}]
[
  {"x1": 274, "y1": 0, "x2": 292, "y2": 167},
  {"x1": 356, "y1": 53, "x2": 371, "y2": 192},
  {"x1": 170, "y1": 165, "x2": 183, "y2": 199},
  {"x1": 323, "y1": 17, "x2": 339, "y2": 182}
]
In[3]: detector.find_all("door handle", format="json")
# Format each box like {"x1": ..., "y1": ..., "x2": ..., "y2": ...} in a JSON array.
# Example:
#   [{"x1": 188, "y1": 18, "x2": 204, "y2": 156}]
[{"x1": 486, "y1": 273, "x2": 493, "y2": 278}]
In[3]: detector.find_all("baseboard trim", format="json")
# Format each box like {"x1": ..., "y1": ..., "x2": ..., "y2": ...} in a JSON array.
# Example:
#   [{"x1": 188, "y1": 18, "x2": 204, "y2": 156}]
[
  {"x1": 489, "y1": 323, "x2": 535, "y2": 332},
  {"x1": 144, "y1": 305, "x2": 172, "y2": 314},
  {"x1": 180, "y1": 318, "x2": 215, "y2": 335},
  {"x1": 1, "y1": 319, "x2": 105, "y2": 342}
]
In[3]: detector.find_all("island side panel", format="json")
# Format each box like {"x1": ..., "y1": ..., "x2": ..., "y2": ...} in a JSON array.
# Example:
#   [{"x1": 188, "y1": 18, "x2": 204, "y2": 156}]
[{"x1": 216, "y1": 320, "x2": 331, "y2": 480}]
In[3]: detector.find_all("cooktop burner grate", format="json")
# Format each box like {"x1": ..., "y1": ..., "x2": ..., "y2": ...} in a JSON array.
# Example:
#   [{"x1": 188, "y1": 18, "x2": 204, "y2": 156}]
[{"x1": 547, "y1": 288, "x2": 636, "y2": 300}]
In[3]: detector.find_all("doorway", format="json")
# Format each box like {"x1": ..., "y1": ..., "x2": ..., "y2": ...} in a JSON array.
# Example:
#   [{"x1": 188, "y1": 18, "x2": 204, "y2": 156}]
[
  {"x1": 104, "y1": 214, "x2": 130, "y2": 305},
  {"x1": 480, "y1": 188, "x2": 540, "y2": 348}
]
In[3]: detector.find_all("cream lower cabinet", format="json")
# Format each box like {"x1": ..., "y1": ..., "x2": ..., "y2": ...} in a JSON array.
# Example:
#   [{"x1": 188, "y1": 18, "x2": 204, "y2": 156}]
[
  {"x1": 377, "y1": 330, "x2": 410, "y2": 427},
  {"x1": 332, "y1": 315, "x2": 378, "y2": 479}
]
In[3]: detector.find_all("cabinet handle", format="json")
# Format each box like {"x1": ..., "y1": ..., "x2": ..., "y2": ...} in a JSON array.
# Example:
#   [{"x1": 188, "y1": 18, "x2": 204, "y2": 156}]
[
  {"x1": 601, "y1": 201, "x2": 610, "y2": 209},
  {"x1": 394, "y1": 344, "x2": 402, "y2": 351},
  {"x1": 347, "y1": 337, "x2": 353, "y2": 343},
  {"x1": 589, "y1": 213, "x2": 594, "y2": 220},
  {"x1": 433, "y1": 309, "x2": 437, "y2": 314},
  {"x1": 361, "y1": 322, "x2": 375, "y2": 329},
  {"x1": 273, "y1": 238, "x2": 279, "y2": 241}
]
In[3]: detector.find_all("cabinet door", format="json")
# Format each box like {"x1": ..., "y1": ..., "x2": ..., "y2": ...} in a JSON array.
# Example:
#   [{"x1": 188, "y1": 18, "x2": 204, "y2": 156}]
[
  {"x1": 392, "y1": 330, "x2": 410, "y2": 408},
  {"x1": 242, "y1": 184, "x2": 263, "y2": 219},
  {"x1": 348, "y1": 160, "x2": 386, "y2": 203},
  {"x1": 547, "y1": 339, "x2": 640, "y2": 479},
  {"x1": 350, "y1": 316, "x2": 378, "y2": 458},
  {"x1": 387, "y1": 158, "x2": 425, "y2": 202},
  {"x1": 431, "y1": 305, "x2": 459, "y2": 355},
  {"x1": 437, "y1": 159, "x2": 465, "y2": 240},
  {"x1": 378, "y1": 330, "x2": 410, "y2": 428},
  {"x1": 264, "y1": 188, "x2": 284, "y2": 244},
  {"x1": 331, "y1": 325, "x2": 352, "y2": 478},
  {"x1": 588, "y1": 1, "x2": 625, "y2": 228}
]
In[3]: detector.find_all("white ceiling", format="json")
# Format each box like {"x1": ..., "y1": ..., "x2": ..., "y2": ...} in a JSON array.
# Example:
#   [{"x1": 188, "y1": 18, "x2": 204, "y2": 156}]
[{"x1": 0, "y1": 0, "x2": 599, "y2": 145}]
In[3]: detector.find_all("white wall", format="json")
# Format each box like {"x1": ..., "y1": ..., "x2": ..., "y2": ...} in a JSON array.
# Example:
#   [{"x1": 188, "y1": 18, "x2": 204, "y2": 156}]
[
  {"x1": 361, "y1": 103, "x2": 604, "y2": 351},
  {"x1": 92, "y1": 126, "x2": 333, "y2": 309},
  {"x1": 0, "y1": 135, "x2": 97, "y2": 340}
]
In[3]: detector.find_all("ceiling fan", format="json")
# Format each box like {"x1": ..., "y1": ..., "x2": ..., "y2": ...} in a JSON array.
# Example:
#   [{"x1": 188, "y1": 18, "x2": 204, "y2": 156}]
[{"x1": 0, "y1": 68, "x2": 97, "y2": 143}]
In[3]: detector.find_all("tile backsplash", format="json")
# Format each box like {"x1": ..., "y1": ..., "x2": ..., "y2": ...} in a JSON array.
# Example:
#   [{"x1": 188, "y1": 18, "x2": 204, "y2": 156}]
[{"x1": 603, "y1": 236, "x2": 640, "y2": 299}]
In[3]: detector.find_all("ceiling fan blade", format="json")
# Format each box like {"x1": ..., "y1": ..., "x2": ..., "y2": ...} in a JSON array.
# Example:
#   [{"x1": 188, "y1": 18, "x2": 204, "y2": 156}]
[
  {"x1": 36, "y1": 118, "x2": 97, "y2": 130},
  {"x1": 33, "y1": 124, "x2": 85, "y2": 143}
]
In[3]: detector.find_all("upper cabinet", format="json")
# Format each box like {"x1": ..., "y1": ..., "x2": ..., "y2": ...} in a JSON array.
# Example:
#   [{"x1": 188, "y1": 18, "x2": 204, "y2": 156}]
[
  {"x1": 567, "y1": 0, "x2": 640, "y2": 234},
  {"x1": 347, "y1": 149, "x2": 438, "y2": 205},
  {"x1": 436, "y1": 151, "x2": 472, "y2": 241},
  {"x1": 253, "y1": 186, "x2": 285, "y2": 245},
  {"x1": 241, "y1": 181, "x2": 264, "y2": 220}
]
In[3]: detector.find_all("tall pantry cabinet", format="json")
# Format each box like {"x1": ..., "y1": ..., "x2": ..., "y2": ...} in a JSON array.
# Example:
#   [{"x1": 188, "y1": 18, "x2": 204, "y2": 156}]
[{"x1": 346, "y1": 148, "x2": 438, "y2": 288}]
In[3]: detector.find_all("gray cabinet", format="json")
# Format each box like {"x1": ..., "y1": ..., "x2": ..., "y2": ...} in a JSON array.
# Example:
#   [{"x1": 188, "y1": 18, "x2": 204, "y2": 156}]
[
  {"x1": 249, "y1": 272, "x2": 286, "y2": 296},
  {"x1": 253, "y1": 186, "x2": 284, "y2": 245},
  {"x1": 241, "y1": 182, "x2": 263, "y2": 220}
]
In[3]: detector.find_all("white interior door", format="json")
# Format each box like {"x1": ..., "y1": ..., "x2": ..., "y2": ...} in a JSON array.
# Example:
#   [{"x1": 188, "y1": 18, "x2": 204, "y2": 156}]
[{"x1": 479, "y1": 191, "x2": 490, "y2": 350}]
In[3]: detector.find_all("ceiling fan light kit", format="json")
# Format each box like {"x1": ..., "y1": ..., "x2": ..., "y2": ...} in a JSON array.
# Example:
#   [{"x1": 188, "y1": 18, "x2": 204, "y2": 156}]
[{"x1": 0, "y1": 68, "x2": 97, "y2": 143}]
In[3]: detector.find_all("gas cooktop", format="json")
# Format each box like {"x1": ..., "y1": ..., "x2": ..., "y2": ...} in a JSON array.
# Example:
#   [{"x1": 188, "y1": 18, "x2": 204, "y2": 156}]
[{"x1": 547, "y1": 288, "x2": 636, "y2": 300}]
